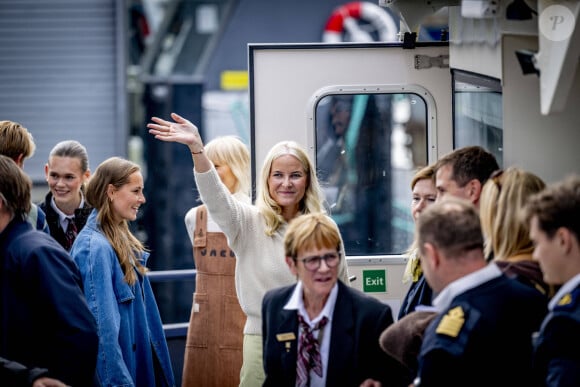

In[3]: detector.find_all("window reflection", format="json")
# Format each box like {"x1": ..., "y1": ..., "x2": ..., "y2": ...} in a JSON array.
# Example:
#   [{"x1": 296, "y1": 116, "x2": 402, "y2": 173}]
[
  {"x1": 315, "y1": 93, "x2": 427, "y2": 255},
  {"x1": 453, "y1": 70, "x2": 503, "y2": 167}
]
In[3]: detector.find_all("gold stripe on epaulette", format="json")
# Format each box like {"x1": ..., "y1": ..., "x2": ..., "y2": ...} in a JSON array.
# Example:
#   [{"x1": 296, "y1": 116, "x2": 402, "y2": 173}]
[
  {"x1": 436, "y1": 306, "x2": 465, "y2": 338},
  {"x1": 558, "y1": 293, "x2": 572, "y2": 306}
]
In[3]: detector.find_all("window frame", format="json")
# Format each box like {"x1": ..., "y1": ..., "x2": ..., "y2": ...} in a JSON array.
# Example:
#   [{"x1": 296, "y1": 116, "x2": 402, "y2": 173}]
[{"x1": 306, "y1": 84, "x2": 437, "y2": 256}]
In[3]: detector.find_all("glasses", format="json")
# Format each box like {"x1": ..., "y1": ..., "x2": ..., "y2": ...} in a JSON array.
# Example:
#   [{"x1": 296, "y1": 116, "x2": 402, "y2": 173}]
[
  {"x1": 296, "y1": 252, "x2": 341, "y2": 271},
  {"x1": 489, "y1": 169, "x2": 504, "y2": 192}
]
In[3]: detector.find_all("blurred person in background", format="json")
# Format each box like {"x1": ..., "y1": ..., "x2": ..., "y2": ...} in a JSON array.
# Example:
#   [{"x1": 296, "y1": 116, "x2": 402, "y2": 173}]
[
  {"x1": 398, "y1": 164, "x2": 437, "y2": 319},
  {"x1": 480, "y1": 167, "x2": 553, "y2": 297},
  {"x1": 0, "y1": 120, "x2": 49, "y2": 233}
]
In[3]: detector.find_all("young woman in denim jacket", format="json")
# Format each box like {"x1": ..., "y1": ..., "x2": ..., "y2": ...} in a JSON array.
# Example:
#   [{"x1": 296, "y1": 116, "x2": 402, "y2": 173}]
[{"x1": 71, "y1": 157, "x2": 175, "y2": 387}]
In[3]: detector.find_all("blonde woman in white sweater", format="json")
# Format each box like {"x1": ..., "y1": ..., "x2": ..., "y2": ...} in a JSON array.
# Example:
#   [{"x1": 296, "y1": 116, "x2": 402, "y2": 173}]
[{"x1": 148, "y1": 113, "x2": 349, "y2": 387}]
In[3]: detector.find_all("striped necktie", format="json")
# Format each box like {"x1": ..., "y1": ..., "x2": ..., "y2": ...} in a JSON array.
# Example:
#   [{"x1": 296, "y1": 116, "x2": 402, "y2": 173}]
[
  {"x1": 64, "y1": 217, "x2": 78, "y2": 251},
  {"x1": 296, "y1": 314, "x2": 328, "y2": 387}
]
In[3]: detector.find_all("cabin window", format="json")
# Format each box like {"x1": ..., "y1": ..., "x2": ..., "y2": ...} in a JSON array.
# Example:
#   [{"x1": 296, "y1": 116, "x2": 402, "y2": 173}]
[
  {"x1": 452, "y1": 70, "x2": 503, "y2": 166},
  {"x1": 315, "y1": 93, "x2": 428, "y2": 255}
]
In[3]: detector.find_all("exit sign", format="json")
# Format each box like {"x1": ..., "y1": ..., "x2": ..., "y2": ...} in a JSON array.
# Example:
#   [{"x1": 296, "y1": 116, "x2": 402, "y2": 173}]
[{"x1": 362, "y1": 269, "x2": 387, "y2": 293}]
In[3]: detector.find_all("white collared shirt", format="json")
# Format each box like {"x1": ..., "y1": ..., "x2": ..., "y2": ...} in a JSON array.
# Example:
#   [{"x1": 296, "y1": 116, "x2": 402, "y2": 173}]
[
  {"x1": 549, "y1": 273, "x2": 580, "y2": 311},
  {"x1": 283, "y1": 281, "x2": 339, "y2": 387},
  {"x1": 50, "y1": 192, "x2": 85, "y2": 231},
  {"x1": 432, "y1": 262, "x2": 502, "y2": 312}
]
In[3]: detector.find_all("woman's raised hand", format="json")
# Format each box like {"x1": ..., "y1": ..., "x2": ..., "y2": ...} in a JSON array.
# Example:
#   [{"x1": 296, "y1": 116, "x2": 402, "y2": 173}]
[
  {"x1": 148, "y1": 112, "x2": 211, "y2": 172},
  {"x1": 147, "y1": 112, "x2": 204, "y2": 152}
]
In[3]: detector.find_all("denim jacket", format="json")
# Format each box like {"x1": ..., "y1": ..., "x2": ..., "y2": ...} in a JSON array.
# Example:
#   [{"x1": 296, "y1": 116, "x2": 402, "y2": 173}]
[{"x1": 71, "y1": 210, "x2": 175, "y2": 387}]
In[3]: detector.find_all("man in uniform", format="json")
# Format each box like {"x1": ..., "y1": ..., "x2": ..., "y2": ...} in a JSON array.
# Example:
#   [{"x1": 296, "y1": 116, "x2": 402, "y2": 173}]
[
  {"x1": 525, "y1": 175, "x2": 580, "y2": 386},
  {"x1": 411, "y1": 197, "x2": 546, "y2": 387}
]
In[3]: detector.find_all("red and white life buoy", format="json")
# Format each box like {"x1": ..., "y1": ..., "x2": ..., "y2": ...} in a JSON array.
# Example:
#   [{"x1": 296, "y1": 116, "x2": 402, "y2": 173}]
[{"x1": 322, "y1": 1, "x2": 398, "y2": 43}]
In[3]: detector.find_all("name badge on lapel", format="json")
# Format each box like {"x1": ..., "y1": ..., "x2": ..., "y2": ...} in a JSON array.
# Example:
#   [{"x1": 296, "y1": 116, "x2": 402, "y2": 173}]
[{"x1": 276, "y1": 332, "x2": 296, "y2": 352}]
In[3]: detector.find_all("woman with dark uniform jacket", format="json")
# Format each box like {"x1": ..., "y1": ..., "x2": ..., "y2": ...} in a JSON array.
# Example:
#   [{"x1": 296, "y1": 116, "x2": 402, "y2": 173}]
[{"x1": 262, "y1": 213, "x2": 411, "y2": 387}]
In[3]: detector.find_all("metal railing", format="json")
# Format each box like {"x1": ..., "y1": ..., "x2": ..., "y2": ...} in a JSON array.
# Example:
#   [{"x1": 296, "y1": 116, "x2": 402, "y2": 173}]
[
  {"x1": 147, "y1": 269, "x2": 197, "y2": 337},
  {"x1": 147, "y1": 269, "x2": 197, "y2": 385}
]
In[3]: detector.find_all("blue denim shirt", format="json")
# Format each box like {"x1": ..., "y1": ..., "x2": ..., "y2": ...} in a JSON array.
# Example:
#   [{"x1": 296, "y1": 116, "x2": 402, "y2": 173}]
[{"x1": 71, "y1": 210, "x2": 175, "y2": 387}]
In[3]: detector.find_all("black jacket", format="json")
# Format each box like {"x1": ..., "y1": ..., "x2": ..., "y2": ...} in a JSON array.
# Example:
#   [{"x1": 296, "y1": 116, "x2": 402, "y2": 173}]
[
  {"x1": 262, "y1": 280, "x2": 411, "y2": 387},
  {"x1": 532, "y1": 284, "x2": 580, "y2": 387},
  {"x1": 0, "y1": 356, "x2": 49, "y2": 386},
  {"x1": 0, "y1": 218, "x2": 98, "y2": 386},
  {"x1": 417, "y1": 273, "x2": 547, "y2": 387},
  {"x1": 398, "y1": 274, "x2": 433, "y2": 320},
  {"x1": 39, "y1": 192, "x2": 92, "y2": 251}
]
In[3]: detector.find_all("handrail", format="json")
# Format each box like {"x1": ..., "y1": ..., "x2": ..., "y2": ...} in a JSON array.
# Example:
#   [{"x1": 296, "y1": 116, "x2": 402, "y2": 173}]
[
  {"x1": 146, "y1": 269, "x2": 196, "y2": 282},
  {"x1": 163, "y1": 322, "x2": 189, "y2": 338},
  {"x1": 146, "y1": 269, "x2": 197, "y2": 333}
]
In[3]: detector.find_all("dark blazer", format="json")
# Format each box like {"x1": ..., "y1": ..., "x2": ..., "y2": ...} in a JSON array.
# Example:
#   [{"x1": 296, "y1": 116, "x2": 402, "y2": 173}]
[
  {"x1": 532, "y1": 284, "x2": 580, "y2": 387},
  {"x1": 39, "y1": 191, "x2": 92, "y2": 251},
  {"x1": 417, "y1": 273, "x2": 547, "y2": 387},
  {"x1": 398, "y1": 274, "x2": 433, "y2": 319},
  {"x1": 262, "y1": 280, "x2": 411, "y2": 387},
  {"x1": 0, "y1": 356, "x2": 49, "y2": 387},
  {"x1": 0, "y1": 218, "x2": 98, "y2": 387}
]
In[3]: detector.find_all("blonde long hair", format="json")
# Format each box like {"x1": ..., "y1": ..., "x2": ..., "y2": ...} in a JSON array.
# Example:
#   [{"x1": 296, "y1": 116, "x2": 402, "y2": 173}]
[
  {"x1": 480, "y1": 167, "x2": 545, "y2": 260},
  {"x1": 85, "y1": 157, "x2": 147, "y2": 284},
  {"x1": 255, "y1": 141, "x2": 324, "y2": 236}
]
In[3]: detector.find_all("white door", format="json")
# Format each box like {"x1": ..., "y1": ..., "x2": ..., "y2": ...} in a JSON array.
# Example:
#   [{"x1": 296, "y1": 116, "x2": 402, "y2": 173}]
[{"x1": 248, "y1": 42, "x2": 451, "y2": 316}]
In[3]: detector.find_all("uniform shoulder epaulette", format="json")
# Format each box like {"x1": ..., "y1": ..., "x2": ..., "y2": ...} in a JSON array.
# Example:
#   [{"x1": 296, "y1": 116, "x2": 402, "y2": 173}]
[
  {"x1": 435, "y1": 306, "x2": 465, "y2": 338},
  {"x1": 555, "y1": 286, "x2": 580, "y2": 309}
]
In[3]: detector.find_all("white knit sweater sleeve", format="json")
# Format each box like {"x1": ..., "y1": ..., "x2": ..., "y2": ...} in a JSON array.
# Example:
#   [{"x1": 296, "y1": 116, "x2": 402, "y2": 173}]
[{"x1": 194, "y1": 167, "x2": 254, "y2": 252}]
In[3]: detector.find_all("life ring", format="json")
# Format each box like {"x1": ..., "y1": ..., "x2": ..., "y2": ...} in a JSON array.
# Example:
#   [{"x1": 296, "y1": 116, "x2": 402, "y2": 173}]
[{"x1": 322, "y1": 1, "x2": 398, "y2": 43}]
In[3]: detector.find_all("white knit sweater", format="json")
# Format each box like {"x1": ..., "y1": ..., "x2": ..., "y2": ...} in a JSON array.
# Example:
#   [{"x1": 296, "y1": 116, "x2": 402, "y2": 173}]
[
  {"x1": 184, "y1": 191, "x2": 251, "y2": 245},
  {"x1": 194, "y1": 167, "x2": 349, "y2": 335}
]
